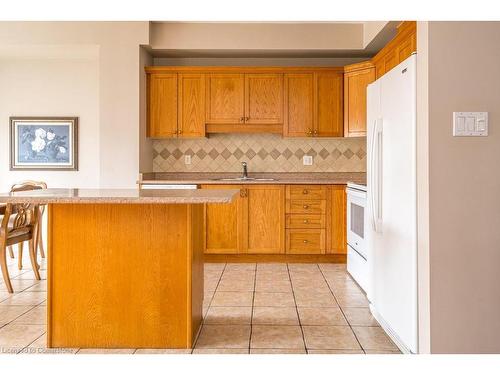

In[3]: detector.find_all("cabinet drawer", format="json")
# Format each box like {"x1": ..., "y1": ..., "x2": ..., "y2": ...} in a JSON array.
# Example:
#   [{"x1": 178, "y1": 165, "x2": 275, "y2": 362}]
[
  {"x1": 286, "y1": 214, "x2": 325, "y2": 229},
  {"x1": 288, "y1": 185, "x2": 327, "y2": 200},
  {"x1": 286, "y1": 229, "x2": 326, "y2": 254},
  {"x1": 286, "y1": 199, "x2": 326, "y2": 214}
]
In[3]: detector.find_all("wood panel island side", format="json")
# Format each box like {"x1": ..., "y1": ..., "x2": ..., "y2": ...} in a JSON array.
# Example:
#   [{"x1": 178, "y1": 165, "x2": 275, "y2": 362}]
[{"x1": 0, "y1": 188, "x2": 238, "y2": 349}]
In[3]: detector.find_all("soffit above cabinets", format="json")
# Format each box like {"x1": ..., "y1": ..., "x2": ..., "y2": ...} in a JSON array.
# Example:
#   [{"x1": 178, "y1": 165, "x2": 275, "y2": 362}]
[{"x1": 147, "y1": 21, "x2": 399, "y2": 59}]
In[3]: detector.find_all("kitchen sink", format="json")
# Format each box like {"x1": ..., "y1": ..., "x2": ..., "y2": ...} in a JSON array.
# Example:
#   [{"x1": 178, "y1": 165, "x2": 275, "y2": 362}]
[{"x1": 212, "y1": 177, "x2": 276, "y2": 182}]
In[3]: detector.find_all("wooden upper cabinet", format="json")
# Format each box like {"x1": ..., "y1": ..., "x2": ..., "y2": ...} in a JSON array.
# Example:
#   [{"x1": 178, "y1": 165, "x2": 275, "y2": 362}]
[
  {"x1": 245, "y1": 185, "x2": 285, "y2": 254},
  {"x1": 372, "y1": 21, "x2": 417, "y2": 79},
  {"x1": 315, "y1": 72, "x2": 343, "y2": 137},
  {"x1": 244, "y1": 74, "x2": 283, "y2": 125},
  {"x1": 344, "y1": 62, "x2": 376, "y2": 137},
  {"x1": 284, "y1": 73, "x2": 315, "y2": 137},
  {"x1": 147, "y1": 73, "x2": 177, "y2": 138},
  {"x1": 178, "y1": 73, "x2": 206, "y2": 137},
  {"x1": 205, "y1": 74, "x2": 245, "y2": 124},
  {"x1": 202, "y1": 185, "x2": 245, "y2": 254}
]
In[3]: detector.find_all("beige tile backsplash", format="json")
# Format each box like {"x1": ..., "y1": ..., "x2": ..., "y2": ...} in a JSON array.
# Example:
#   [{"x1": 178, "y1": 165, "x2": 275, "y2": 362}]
[{"x1": 152, "y1": 134, "x2": 366, "y2": 173}]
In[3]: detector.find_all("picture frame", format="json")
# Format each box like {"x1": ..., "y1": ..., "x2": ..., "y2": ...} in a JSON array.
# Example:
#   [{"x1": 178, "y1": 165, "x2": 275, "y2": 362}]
[{"x1": 9, "y1": 117, "x2": 79, "y2": 171}]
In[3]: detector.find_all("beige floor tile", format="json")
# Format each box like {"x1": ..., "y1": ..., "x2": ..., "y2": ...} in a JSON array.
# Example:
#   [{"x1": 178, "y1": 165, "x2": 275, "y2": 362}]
[
  {"x1": 22, "y1": 333, "x2": 78, "y2": 354},
  {"x1": 250, "y1": 325, "x2": 304, "y2": 349},
  {"x1": 211, "y1": 291, "x2": 253, "y2": 307},
  {"x1": 255, "y1": 279, "x2": 292, "y2": 293},
  {"x1": 135, "y1": 348, "x2": 192, "y2": 354},
  {"x1": 224, "y1": 263, "x2": 256, "y2": 272},
  {"x1": 204, "y1": 290, "x2": 215, "y2": 302},
  {"x1": 14, "y1": 270, "x2": 47, "y2": 280},
  {"x1": 302, "y1": 326, "x2": 361, "y2": 350},
  {"x1": 0, "y1": 292, "x2": 46, "y2": 306},
  {"x1": 318, "y1": 264, "x2": 346, "y2": 272},
  {"x1": 217, "y1": 278, "x2": 255, "y2": 292},
  {"x1": 256, "y1": 263, "x2": 288, "y2": 272},
  {"x1": 252, "y1": 307, "x2": 299, "y2": 325},
  {"x1": 13, "y1": 306, "x2": 46, "y2": 325},
  {"x1": 255, "y1": 273, "x2": 290, "y2": 283},
  {"x1": 342, "y1": 308, "x2": 379, "y2": 327},
  {"x1": 0, "y1": 279, "x2": 38, "y2": 292},
  {"x1": 294, "y1": 291, "x2": 338, "y2": 308},
  {"x1": 205, "y1": 306, "x2": 252, "y2": 325},
  {"x1": 365, "y1": 350, "x2": 402, "y2": 354},
  {"x1": 291, "y1": 284, "x2": 331, "y2": 294},
  {"x1": 308, "y1": 349, "x2": 364, "y2": 354},
  {"x1": 335, "y1": 293, "x2": 369, "y2": 308},
  {"x1": 0, "y1": 292, "x2": 11, "y2": 303},
  {"x1": 253, "y1": 292, "x2": 295, "y2": 307},
  {"x1": 288, "y1": 264, "x2": 319, "y2": 272},
  {"x1": 0, "y1": 324, "x2": 45, "y2": 352},
  {"x1": 352, "y1": 327, "x2": 399, "y2": 351},
  {"x1": 193, "y1": 348, "x2": 248, "y2": 354},
  {"x1": 0, "y1": 305, "x2": 34, "y2": 326},
  {"x1": 77, "y1": 348, "x2": 135, "y2": 354},
  {"x1": 251, "y1": 348, "x2": 306, "y2": 354},
  {"x1": 195, "y1": 325, "x2": 251, "y2": 349},
  {"x1": 298, "y1": 307, "x2": 348, "y2": 326},
  {"x1": 24, "y1": 281, "x2": 47, "y2": 292}
]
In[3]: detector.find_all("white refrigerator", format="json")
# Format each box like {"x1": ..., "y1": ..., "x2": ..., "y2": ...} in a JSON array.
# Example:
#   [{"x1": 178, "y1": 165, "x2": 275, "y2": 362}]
[{"x1": 366, "y1": 54, "x2": 418, "y2": 354}]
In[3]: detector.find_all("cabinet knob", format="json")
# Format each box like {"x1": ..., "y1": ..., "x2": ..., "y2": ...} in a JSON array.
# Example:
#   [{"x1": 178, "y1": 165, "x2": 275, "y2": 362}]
[
  {"x1": 240, "y1": 117, "x2": 244, "y2": 123},
  {"x1": 303, "y1": 219, "x2": 309, "y2": 224},
  {"x1": 303, "y1": 204, "x2": 309, "y2": 209},
  {"x1": 245, "y1": 116, "x2": 250, "y2": 121},
  {"x1": 306, "y1": 129, "x2": 313, "y2": 136},
  {"x1": 240, "y1": 188, "x2": 248, "y2": 198},
  {"x1": 303, "y1": 239, "x2": 309, "y2": 244},
  {"x1": 178, "y1": 129, "x2": 183, "y2": 135},
  {"x1": 313, "y1": 129, "x2": 318, "y2": 136},
  {"x1": 303, "y1": 189, "x2": 308, "y2": 194}
]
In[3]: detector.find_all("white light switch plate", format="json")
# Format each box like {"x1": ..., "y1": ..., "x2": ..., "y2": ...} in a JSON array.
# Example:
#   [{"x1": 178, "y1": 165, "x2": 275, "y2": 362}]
[
  {"x1": 453, "y1": 112, "x2": 488, "y2": 136},
  {"x1": 303, "y1": 155, "x2": 313, "y2": 166}
]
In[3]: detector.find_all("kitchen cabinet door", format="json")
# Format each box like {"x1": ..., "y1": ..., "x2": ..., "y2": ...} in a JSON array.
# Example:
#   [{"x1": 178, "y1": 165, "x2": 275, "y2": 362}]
[
  {"x1": 245, "y1": 185, "x2": 285, "y2": 254},
  {"x1": 178, "y1": 73, "x2": 206, "y2": 137},
  {"x1": 244, "y1": 74, "x2": 283, "y2": 125},
  {"x1": 344, "y1": 64, "x2": 375, "y2": 137},
  {"x1": 397, "y1": 32, "x2": 416, "y2": 62},
  {"x1": 315, "y1": 72, "x2": 343, "y2": 137},
  {"x1": 328, "y1": 185, "x2": 347, "y2": 254},
  {"x1": 202, "y1": 185, "x2": 246, "y2": 254},
  {"x1": 284, "y1": 73, "x2": 315, "y2": 137},
  {"x1": 147, "y1": 73, "x2": 178, "y2": 138},
  {"x1": 205, "y1": 74, "x2": 245, "y2": 124}
]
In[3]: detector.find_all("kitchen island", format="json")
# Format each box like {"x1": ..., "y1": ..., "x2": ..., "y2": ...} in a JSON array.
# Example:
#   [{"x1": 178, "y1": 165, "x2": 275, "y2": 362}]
[{"x1": 0, "y1": 188, "x2": 237, "y2": 349}]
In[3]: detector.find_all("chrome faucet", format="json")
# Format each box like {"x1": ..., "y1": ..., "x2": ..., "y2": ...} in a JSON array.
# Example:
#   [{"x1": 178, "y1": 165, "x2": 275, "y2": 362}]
[{"x1": 241, "y1": 161, "x2": 248, "y2": 179}]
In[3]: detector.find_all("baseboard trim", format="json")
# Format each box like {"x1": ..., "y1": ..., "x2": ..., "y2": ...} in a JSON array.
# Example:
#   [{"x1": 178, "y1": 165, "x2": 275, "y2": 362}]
[{"x1": 203, "y1": 253, "x2": 346, "y2": 263}]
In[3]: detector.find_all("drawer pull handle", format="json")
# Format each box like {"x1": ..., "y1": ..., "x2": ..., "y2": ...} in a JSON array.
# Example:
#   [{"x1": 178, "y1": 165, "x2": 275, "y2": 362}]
[
  {"x1": 303, "y1": 189, "x2": 308, "y2": 194},
  {"x1": 303, "y1": 205, "x2": 309, "y2": 209},
  {"x1": 303, "y1": 239, "x2": 309, "y2": 244},
  {"x1": 303, "y1": 219, "x2": 309, "y2": 224}
]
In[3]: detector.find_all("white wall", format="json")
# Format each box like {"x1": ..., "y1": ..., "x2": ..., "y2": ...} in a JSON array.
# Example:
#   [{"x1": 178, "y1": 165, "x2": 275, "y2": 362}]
[{"x1": 0, "y1": 55, "x2": 99, "y2": 190}]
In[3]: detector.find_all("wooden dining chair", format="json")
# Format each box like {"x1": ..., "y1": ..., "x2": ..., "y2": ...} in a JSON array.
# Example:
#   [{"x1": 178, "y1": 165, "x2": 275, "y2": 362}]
[
  {"x1": 7, "y1": 181, "x2": 47, "y2": 269},
  {"x1": 0, "y1": 199, "x2": 41, "y2": 293}
]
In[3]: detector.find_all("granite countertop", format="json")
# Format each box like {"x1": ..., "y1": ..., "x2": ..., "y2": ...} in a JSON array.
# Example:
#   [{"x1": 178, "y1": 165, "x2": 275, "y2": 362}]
[
  {"x1": 0, "y1": 188, "x2": 238, "y2": 205},
  {"x1": 139, "y1": 172, "x2": 367, "y2": 186}
]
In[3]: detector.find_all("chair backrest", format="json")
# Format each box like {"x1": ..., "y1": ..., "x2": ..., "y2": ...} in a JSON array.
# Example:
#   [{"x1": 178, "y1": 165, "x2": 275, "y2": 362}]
[{"x1": 0, "y1": 183, "x2": 44, "y2": 236}]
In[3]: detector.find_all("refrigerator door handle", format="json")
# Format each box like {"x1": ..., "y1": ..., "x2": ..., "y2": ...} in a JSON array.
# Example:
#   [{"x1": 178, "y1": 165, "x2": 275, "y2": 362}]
[
  {"x1": 369, "y1": 119, "x2": 378, "y2": 232},
  {"x1": 371, "y1": 118, "x2": 383, "y2": 233}
]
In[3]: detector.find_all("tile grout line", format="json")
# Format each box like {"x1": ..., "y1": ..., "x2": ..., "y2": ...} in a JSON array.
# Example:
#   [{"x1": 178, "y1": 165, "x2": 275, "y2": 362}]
[
  {"x1": 192, "y1": 262, "x2": 227, "y2": 353},
  {"x1": 248, "y1": 263, "x2": 257, "y2": 354},
  {"x1": 318, "y1": 264, "x2": 366, "y2": 354},
  {"x1": 286, "y1": 263, "x2": 307, "y2": 353}
]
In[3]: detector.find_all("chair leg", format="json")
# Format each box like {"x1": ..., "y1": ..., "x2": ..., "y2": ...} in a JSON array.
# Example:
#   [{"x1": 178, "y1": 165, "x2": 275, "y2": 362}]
[
  {"x1": 18, "y1": 242, "x2": 24, "y2": 270},
  {"x1": 38, "y1": 218, "x2": 46, "y2": 259},
  {"x1": 29, "y1": 239, "x2": 41, "y2": 280},
  {"x1": 8, "y1": 246, "x2": 14, "y2": 258},
  {"x1": 0, "y1": 242, "x2": 14, "y2": 293}
]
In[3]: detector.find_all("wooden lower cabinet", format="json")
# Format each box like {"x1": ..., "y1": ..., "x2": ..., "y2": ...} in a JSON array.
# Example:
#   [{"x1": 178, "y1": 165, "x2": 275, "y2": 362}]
[
  {"x1": 202, "y1": 185, "x2": 245, "y2": 254},
  {"x1": 202, "y1": 184, "x2": 346, "y2": 258},
  {"x1": 246, "y1": 185, "x2": 285, "y2": 254}
]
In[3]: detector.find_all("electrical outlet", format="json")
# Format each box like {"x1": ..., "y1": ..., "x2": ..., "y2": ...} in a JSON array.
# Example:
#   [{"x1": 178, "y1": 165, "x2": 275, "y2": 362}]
[
  {"x1": 303, "y1": 155, "x2": 313, "y2": 166},
  {"x1": 184, "y1": 155, "x2": 192, "y2": 165}
]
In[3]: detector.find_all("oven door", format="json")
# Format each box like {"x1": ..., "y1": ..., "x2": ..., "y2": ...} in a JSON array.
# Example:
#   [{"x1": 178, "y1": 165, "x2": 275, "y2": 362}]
[{"x1": 347, "y1": 188, "x2": 367, "y2": 259}]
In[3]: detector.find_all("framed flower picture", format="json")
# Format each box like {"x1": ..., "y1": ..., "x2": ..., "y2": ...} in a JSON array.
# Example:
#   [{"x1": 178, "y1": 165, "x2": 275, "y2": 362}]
[{"x1": 10, "y1": 117, "x2": 78, "y2": 171}]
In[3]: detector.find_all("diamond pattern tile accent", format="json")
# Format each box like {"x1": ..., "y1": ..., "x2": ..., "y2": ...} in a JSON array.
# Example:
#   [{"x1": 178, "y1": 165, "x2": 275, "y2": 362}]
[{"x1": 152, "y1": 134, "x2": 366, "y2": 173}]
